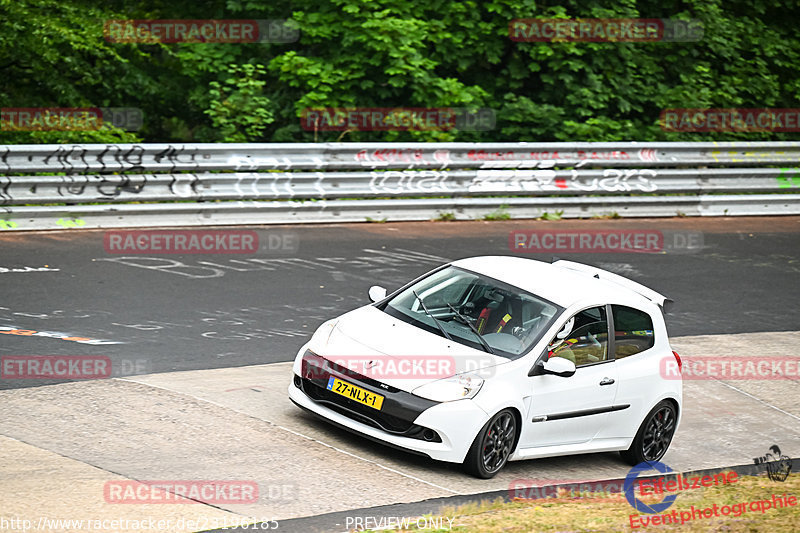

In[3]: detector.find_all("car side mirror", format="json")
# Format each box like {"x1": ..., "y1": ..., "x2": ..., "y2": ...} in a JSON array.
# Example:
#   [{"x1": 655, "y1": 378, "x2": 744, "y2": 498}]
[
  {"x1": 368, "y1": 285, "x2": 387, "y2": 303},
  {"x1": 530, "y1": 357, "x2": 576, "y2": 377}
]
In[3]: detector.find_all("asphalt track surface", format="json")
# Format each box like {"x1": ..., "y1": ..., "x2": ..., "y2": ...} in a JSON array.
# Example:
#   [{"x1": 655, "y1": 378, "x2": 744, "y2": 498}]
[
  {"x1": 1, "y1": 216, "x2": 799, "y2": 533},
  {"x1": 1, "y1": 216, "x2": 800, "y2": 389}
]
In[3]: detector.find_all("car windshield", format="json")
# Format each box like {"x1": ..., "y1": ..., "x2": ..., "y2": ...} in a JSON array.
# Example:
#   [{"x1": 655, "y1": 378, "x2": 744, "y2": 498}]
[{"x1": 380, "y1": 266, "x2": 562, "y2": 359}]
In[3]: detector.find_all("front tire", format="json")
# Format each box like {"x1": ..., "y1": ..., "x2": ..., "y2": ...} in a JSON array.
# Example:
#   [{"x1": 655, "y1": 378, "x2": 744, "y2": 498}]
[
  {"x1": 620, "y1": 400, "x2": 677, "y2": 466},
  {"x1": 463, "y1": 409, "x2": 517, "y2": 478}
]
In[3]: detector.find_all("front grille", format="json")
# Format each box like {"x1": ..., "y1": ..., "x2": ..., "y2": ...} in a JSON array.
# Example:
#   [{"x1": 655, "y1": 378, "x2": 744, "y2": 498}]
[
  {"x1": 301, "y1": 376, "x2": 415, "y2": 433},
  {"x1": 296, "y1": 350, "x2": 442, "y2": 443}
]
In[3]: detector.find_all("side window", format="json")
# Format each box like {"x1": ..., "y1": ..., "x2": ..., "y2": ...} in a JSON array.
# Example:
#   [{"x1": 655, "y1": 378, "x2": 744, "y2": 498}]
[
  {"x1": 547, "y1": 306, "x2": 609, "y2": 366},
  {"x1": 612, "y1": 305, "x2": 655, "y2": 359}
]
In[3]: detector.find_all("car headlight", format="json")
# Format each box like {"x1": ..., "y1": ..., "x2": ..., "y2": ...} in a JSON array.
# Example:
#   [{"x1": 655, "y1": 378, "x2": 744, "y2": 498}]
[{"x1": 412, "y1": 373, "x2": 484, "y2": 402}]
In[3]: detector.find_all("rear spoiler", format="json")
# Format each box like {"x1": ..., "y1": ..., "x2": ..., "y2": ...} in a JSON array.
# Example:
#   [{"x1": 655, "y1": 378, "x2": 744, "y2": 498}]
[{"x1": 552, "y1": 260, "x2": 674, "y2": 314}]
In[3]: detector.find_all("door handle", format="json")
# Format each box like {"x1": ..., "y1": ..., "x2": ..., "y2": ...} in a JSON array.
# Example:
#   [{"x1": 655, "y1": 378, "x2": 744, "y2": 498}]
[{"x1": 599, "y1": 377, "x2": 615, "y2": 386}]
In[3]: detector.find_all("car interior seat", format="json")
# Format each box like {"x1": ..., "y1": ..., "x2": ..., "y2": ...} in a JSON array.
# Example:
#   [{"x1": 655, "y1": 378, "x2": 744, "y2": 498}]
[{"x1": 476, "y1": 290, "x2": 515, "y2": 333}]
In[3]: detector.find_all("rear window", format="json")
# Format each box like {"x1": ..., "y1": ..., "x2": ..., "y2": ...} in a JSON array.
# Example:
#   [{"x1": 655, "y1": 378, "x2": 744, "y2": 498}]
[{"x1": 612, "y1": 305, "x2": 655, "y2": 359}]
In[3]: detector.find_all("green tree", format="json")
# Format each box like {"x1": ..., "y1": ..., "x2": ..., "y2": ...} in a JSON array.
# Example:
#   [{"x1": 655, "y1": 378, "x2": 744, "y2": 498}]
[
  {"x1": 204, "y1": 63, "x2": 274, "y2": 142},
  {"x1": 1, "y1": 0, "x2": 798, "y2": 143}
]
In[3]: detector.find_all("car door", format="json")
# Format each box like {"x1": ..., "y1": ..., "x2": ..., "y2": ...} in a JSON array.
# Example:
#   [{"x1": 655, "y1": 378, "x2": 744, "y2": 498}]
[
  {"x1": 599, "y1": 303, "x2": 660, "y2": 438},
  {"x1": 520, "y1": 305, "x2": 620, "y2": 448}
]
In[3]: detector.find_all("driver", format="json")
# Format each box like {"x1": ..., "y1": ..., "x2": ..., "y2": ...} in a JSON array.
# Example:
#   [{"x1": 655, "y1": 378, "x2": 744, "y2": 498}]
[{"x1": 548, "y1": 317, "x2": 577, "y2": 363}]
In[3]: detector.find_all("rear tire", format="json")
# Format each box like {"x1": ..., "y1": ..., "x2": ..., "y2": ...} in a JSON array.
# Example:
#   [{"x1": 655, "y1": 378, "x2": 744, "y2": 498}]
[
  {"x1": 463, "y1": 409, "x2": 517, "y2": 478},
  {"x1": 620, "y1": 400, "x2": 677, "y2": 466}
]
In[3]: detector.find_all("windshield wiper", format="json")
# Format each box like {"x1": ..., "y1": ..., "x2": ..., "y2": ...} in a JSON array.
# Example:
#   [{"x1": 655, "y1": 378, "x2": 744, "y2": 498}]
[
  {"x1": 412, "y1": 290, "x2": 453, "y2": 341},
  {"x1": 447, "y1": 303, "x2": 495, "y2": 354}
]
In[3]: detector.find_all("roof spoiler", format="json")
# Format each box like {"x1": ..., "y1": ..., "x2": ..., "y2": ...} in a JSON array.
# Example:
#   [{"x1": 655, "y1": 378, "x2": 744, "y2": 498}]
[{"x1": 552, "y1": 260, "x2": 674, "y2": 313}]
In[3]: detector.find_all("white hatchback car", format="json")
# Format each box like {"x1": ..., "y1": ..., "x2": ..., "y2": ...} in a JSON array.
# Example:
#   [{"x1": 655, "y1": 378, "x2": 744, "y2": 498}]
[{"x1": 289, "y1": 256, "x2": 683, "y2": 478}]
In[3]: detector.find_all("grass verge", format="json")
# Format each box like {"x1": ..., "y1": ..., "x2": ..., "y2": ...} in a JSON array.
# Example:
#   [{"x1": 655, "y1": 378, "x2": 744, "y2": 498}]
[{"x1": 361, "y1": 471, "x2": 798, "y2": 533}]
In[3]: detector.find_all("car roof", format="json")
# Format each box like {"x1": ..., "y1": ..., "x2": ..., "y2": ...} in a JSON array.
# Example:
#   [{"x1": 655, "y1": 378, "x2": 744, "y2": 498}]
[{"x1": 450, "y1": 255, "x2": 655, "y2": 310}]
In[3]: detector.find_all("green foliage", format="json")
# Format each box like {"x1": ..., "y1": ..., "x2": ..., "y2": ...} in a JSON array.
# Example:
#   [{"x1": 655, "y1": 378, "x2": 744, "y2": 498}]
[
  {"x1": 540, "y1": 210, "x2": 564, "y2": 220},
  {"x1": 0, "y1": 122, "x2": 142, "y2": 145},
  {"x1": 592, "y1": 212, "x2": 622, "y2": 219},
  {"x1": 1, "y1": 0, "x2": 799, "y2": 143},
  {"x1": 483, "y1": 205, "x2": 511, "y2": 220},
  {"x1": 0, "y1": 0, "x2": 153, "y2": 143},
  {"x1": 205, "y1": 64, "x2": 274, "y2": 142}
]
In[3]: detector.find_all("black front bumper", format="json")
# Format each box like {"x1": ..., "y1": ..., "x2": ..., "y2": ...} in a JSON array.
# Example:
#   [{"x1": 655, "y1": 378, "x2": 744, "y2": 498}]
[{"x1": 295, "y1": 350, "x2": 442, "y2": 442}]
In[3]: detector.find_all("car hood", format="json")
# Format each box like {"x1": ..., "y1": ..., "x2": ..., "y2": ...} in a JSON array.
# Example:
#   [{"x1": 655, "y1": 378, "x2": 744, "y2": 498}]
[{"x1": 312, "y1": 305, "x2": 507, "y2": 393}]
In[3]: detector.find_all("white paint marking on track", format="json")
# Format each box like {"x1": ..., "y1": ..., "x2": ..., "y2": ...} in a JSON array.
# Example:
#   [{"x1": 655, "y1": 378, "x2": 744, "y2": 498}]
[
  {"x1": 115, "y1": 376, "x2": 464, "y2": 496},
  {"x1": 713, "y1": 379, "x2": 800, "y2": 422}
]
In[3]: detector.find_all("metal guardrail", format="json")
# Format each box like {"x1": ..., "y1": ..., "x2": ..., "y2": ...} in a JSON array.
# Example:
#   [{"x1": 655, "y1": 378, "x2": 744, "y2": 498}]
[{"x1": 1, "y1": 142, "x2": 799, "y2": 230}]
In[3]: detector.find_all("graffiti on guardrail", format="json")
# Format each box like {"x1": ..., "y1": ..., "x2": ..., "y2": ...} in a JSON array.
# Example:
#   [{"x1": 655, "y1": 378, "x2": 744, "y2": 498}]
[
  {"x1": 97, "y1": 144, "x2": 145, "y2": 172},
  {"x1": 0, "y1": 167, "x2": 659, "y2": 204},
  {"x1": 467, "y1": 149, "x2": 637, "y2": 162},
  {"x1": 0, "y1": 175, "x2": 154, "y2": 204},
  {"x1": 0, "y1": 147, "x2": 9, "y2": 173},
  {"x1": 465, "y1": 149, "x2": 660, "y2": 167},
  {"x1": 0, "y1": 175, "x2": 10, "y2": 203},
  {"x1": 168, "y1": 174, "x2": 201, "y2": 197},
  {"x1": 352, "y1": 148, "x2": 660, "y2": 168},
  {"x1": 469, "y1": 169, "x2": 557, "y2": 192},
  {"x1": 153, "y1": 145, "x2": 200, "y2": 171},
  {"x1": 228, "y1": 155, "x2": 301, "y2": 170},
  {"x1": 16, "y1": 144, "x2": 205, "y2": 174},
  {"x1": 8, "y1": 143, "x2": 800, "y2": 176},
  {"x1": 1, "y1": 142, "x2": 798, "y2": 227},
  {"x1": 368, "y1": 170, "x2": 453, "y2": 194},
  {"x1": 0, "y1": 176, "x2": 151, "y2": 204},
  {"x1": 468, "y1": 168, "x2": 657, "y2": 193},
  {"x1": 355, "y1": 148, "x2": 431, "y2": 167},
  {"x1": 43, "y1": 145, "x2": 89, "y2": 172},
  {"x1": 58, "y1": 175, "x2": 148, "y2": 198}
]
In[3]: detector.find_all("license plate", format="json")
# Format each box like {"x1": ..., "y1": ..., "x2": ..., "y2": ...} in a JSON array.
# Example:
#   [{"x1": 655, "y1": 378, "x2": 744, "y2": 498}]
[{"x1": 326, "y1": 377, "x2": 384, "y2": 410}]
